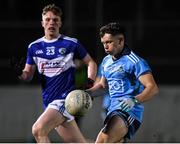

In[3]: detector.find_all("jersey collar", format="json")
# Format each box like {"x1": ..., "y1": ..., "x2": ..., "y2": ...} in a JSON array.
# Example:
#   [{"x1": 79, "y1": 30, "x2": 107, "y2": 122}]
[
  {"x1": 43, "y1": 34, "x2": 61, "y2": 43},
  {"x1": 112, "y1": 45, "x2": 131, "y2": 61}
]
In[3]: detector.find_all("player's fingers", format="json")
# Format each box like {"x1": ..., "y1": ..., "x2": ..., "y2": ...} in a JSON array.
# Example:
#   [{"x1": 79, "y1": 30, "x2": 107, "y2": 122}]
[
  {"x1": 120, "y1": 101, "x2": 127, "y2": 108},
  {"x1": 122, "y1": 106, "x2": 129, "y2": 112}
]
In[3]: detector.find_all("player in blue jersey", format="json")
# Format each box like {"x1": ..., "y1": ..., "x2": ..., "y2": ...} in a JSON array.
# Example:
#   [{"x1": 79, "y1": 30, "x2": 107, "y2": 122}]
[
  {"x1": 87, "y1": 22, "x2": 159, "y2": 143},
  {"x1": 10, "y1": 4, "x2": 97, "y2": 143}
]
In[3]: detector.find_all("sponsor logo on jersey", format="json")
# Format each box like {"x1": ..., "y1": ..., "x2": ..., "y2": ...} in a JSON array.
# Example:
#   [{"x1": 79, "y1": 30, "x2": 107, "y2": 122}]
[
  {"x1": 37, "y1": 53, "x2": 75, "y2": 77},
  {"x1": 109, "y1": 79, "x2": 124, "y2": 93},
  {"x1": 41, "y1": 60, "x2": 65, "y2": 69}
]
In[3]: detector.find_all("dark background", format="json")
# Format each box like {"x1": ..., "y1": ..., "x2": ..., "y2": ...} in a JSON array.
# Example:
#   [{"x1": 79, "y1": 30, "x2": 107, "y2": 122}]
[
  {"x1": 1, "y1": 0, "x2": 180, "y2": 85},
  {"x1": 0, "y1": 0, "x2": 180, "y2": 142}
]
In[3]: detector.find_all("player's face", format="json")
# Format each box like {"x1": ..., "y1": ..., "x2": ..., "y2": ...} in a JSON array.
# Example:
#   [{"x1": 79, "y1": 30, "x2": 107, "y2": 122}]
[
  {"x1": 101, "y1": 33, "x2": 124, "y2": 56},
  {"x1": 42, "y1": 11, "x2": 62, "y2": 40}
]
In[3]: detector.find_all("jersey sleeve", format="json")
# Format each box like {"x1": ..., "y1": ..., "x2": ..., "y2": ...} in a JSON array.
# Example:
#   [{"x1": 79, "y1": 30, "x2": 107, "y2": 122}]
[
  {"x1": 26, "y1": 45, "x2": 35, "y2": 65},
  {"x1": 97, "y1": 63, "x2": 103, "y2": 77},
  {"x1": 101, "y1": 57, "x2": 108, "y2": 78},
  {"x1": 74, "y1": 41, "x2": 88, "y2": 59},
  {"x1": 133, "y1": 58, "x2": 152, "y2": 78}
]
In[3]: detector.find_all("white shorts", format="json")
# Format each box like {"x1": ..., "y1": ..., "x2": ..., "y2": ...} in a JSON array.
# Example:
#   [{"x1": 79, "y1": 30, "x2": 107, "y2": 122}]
[{"x1": 47, "y1": 99, "x2": 74, "y2": 122}]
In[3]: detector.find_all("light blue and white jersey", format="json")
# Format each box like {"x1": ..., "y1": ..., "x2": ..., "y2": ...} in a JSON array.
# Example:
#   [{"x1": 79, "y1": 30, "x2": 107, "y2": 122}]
[
  {"x1": 101, "y1": 47, "x2": 151, "y2": 122},
  {"x1": 26, "y1": 34, "x2": 87, "y2": 108}
]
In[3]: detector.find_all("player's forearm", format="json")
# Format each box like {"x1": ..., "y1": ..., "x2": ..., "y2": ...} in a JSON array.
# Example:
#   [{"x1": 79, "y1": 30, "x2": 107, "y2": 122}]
[
  {"x1": 135, "y1": 83, "x2": 159, "y2": 103},
  {"x1": 87, "y1": 60, "x2": 97, "y2": 81},
  {"x1": 86, "y1": 83, "x2": 105, "y2": 97},
  {"x1": 19, "y1": 71, "x2": 33, "y2": 82}
]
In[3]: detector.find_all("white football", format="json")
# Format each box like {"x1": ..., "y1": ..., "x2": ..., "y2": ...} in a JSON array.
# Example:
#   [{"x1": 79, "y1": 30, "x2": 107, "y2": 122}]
[{"x1": 65, "y1": 90, "x2": 92, "y2": 116}]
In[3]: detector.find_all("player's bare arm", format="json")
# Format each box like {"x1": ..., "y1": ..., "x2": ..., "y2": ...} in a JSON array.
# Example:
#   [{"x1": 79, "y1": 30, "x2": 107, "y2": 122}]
[
  {"x1": 135, "y1": 72, "x2": 159, "y2": 103},
  {"x1": 82, "y1": 54, "x2": 97, "y2": 81},
  {"x1": 86, "y1": 76, "x2": 107, "y2": 97},
  {"x1": 19, "y1": 64, "x2": 36, "y2": 81}
]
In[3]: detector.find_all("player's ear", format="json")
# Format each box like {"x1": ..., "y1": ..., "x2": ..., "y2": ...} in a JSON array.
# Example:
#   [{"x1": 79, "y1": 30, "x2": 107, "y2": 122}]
[
  {"x1": 118, "y1": 34, "x2": 125, "y2": 45},
  {"x1": 59, "y1": 18, "x2": 62, "y2": 28},
  {"x1": 41, "y1": 21, "x2": 44, "y2": 28}
]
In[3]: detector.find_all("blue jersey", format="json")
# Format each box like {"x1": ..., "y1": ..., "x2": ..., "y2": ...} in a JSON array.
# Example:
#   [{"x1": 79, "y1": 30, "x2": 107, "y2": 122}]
[
  {"x1": 101, "y1": 47, "x2": 151, "y2": 122},
  {"x1": 26, "y1": 34, "x2": 87, "y2": 107}
]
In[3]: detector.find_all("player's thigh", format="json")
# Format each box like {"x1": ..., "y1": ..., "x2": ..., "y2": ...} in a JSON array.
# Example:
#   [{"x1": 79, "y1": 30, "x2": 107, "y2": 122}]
[
  {"x1": 55, "y1": 120, "x2": 86, "y2": 143},
  {"x1": 96, "y1": 116, "x2": 128, "y2": 143},
  {"x1": 33, "y1": 108, "x2": 66, "y2": 133}
]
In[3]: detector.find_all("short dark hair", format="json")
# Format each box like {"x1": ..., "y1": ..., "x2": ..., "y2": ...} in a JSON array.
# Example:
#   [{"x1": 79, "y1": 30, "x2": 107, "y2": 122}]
[
  {"x1": 99, "y1": 22, "x2": 126, "y2": 38},
  {"x1": 42, "y1": 4, "x2": 62, "y2": 17}
]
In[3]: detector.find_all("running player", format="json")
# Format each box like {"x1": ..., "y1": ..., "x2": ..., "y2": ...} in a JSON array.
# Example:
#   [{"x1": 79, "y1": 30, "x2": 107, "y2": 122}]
[
  {"x1": 10, "y1": 4, "x2": 97, "y2": 143},
  {"x1": 87, "y1": 22, "x2": 159, "y2": 143}
]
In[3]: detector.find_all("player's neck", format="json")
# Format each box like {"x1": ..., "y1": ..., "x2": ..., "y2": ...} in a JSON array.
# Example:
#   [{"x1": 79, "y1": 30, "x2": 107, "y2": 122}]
[
  {"x1": 112, "y1": 49, "x2": 123, "y2": 60},
  {"x1": 44, "y1": 34, "x2": 60, "y2": 40}
]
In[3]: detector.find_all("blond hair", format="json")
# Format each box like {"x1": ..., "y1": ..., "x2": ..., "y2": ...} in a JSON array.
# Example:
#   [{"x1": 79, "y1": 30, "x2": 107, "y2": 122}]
[{"x1": 42, "y1": 4, "x2": 62, "y2": 17}]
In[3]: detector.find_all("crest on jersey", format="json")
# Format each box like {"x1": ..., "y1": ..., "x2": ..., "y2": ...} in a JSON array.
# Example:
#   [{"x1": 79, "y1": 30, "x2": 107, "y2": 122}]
[
  {"x1": 59, "y1": 48, "x2": 66, "y2": 55},
  {"x1": 117, "y1": 65, "x2": 124, "y2": 73}
]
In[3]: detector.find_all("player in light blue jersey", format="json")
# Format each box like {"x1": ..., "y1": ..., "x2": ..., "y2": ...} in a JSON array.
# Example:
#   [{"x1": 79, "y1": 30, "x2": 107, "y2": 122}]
[
  {"x1": 10, "y1": 4, "x2": 97, "y2": 143},
  {"x1": 87, "y1": 22, "x2": 159, "y2": 143}
]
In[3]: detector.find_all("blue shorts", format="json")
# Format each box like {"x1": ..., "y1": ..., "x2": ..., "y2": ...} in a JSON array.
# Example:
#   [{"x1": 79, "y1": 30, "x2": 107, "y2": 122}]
[{"x1": 103, "y1": 110, "x2": 141, "y2": 139}]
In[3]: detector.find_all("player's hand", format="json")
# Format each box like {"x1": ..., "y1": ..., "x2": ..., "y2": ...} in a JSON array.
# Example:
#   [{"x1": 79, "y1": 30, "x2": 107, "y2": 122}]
[
  {"x1": 9, "y1": 56, "x2": 25, "y2": 76},
  {"x1": 119, "y1": 97, "x2": 139, "y2": 112},
  {"x1": 84, "y1": 90, "x2": 94, "y2": 101},
  {"x1": 83, "y1": 78, "x2": 94, "y2": 89}
]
